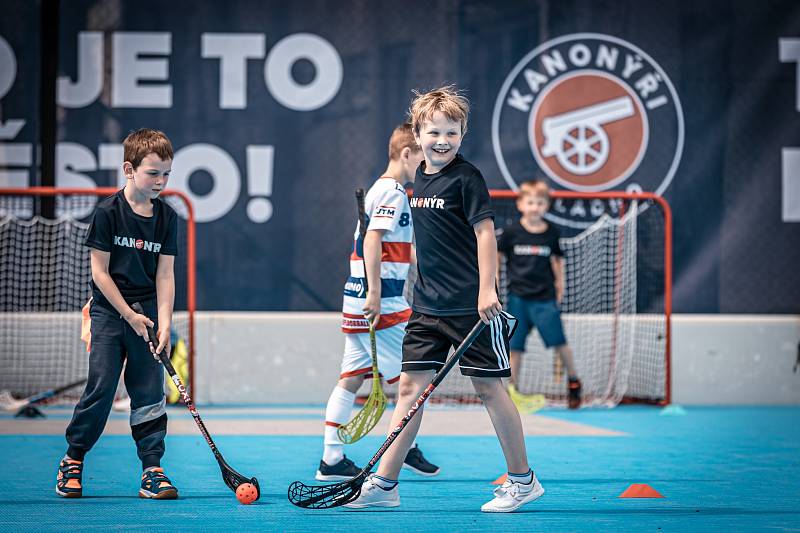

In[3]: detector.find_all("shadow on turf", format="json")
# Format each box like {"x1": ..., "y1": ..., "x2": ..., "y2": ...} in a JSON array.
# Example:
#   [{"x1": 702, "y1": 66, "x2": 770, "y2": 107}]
[
  {"x1": 13, "y1": 499, "x2": 799, "y2": 516},
  {"x1": 7, "y1": 493, "x2": 281, "y2": 503},
  {"x1": 339, "y1": 508, "x2": 800, "y2": 516},
  {"x1": 529, "y1": 509, "x2": 800, "y2": 516},
  {"x1": 398, "y1": 478, "x2": 723, "y2": 484},
  {"x1": 542, "y1": 478, "x2": 725, "y2": 484}
]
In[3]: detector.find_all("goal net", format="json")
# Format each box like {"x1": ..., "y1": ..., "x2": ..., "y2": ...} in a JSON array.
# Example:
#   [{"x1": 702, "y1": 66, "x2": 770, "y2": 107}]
[
  {"x1": 406, "y1": 190, "x2": 672, "y2": 407},
  {"x1": 0, "y1": 188, "x2": 195, "y2": 405}
]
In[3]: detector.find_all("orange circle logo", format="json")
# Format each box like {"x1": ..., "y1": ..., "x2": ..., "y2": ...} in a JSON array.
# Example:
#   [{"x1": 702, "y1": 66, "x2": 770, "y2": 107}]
[
  {"x1": 492, "y1": 34, "x2": 683, "y2": 226},
  {"x1": 531, "y1": 72, "x2": 647, "y2": 190}
]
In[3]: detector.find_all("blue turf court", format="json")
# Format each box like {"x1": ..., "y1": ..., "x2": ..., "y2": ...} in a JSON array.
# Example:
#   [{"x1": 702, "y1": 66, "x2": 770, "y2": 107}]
[{"x1": 1, "y1": 405, "x2": 798, "y2": 532}]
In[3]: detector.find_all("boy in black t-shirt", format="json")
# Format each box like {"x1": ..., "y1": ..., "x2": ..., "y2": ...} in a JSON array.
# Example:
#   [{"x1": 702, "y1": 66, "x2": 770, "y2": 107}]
[
  {"x1": 498, "y1": 180, "x2": 582, "y2": 409},
  {"x1": 56, "y1": 129, "x2": 179, "y2": 499},
  {"x1": 345, "y1": 86, "x2": 544, "y2": 513}
]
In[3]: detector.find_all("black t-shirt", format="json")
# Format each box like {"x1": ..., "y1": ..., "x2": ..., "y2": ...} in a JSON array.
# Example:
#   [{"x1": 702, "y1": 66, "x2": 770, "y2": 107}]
[
  {"x1": 410, "y1": 154, "x2": 494, "y2": 315},
  {"x1": 85, "y1": 190, "x2": 178, "y2": 309},
  {"x1": 497, "y1": 221, "x2": 563, "y2": 300}
]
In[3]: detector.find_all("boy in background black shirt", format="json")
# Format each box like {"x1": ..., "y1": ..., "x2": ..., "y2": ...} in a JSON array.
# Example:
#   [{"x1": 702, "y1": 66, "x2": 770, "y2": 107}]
[{"x1": 498, "y1": 180, "x2": 582, "y2": 409}]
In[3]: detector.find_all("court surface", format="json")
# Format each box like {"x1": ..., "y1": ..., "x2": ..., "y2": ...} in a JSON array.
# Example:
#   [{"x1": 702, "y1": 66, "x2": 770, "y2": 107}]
[{"x1": 1, "y1": 405, "x2": 798, "y2": 532}]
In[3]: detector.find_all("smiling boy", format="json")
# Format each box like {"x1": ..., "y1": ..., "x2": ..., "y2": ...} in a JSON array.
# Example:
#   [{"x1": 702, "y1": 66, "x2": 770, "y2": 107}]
[{"x1": 345, "y1": 86, "x2": 545, "y2": 513}]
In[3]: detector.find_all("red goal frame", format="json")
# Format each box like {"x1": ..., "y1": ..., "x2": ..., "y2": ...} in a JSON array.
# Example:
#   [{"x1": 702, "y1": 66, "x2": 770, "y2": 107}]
[
  {"x1": 0, "y1": 187, "x2": 197, "y2": 394},
  {"x1": 490, "y1": 189, "x2": 672, "y2": 405}
]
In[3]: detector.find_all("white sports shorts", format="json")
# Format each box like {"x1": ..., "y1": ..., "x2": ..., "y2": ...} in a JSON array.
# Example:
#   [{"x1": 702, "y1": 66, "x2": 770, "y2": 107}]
[{"x1": 340, "y1": 322, "x2": 406, "y2": 384}]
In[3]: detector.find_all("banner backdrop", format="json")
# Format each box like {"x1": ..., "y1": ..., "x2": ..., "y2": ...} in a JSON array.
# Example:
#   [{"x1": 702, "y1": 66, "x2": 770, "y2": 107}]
[{"x1": 1, "y1": 0, "x2": 798, "y2": 313}]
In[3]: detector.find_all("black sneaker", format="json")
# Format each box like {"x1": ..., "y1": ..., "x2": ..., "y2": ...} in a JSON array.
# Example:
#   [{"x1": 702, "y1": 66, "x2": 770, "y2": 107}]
[
  {"x1": 402, "y1": 444, "x2": 440, "y2": 477},
  {"x1": 315, "y1": 455, "x2": 361, "y2": 481},
  {"x1": 568, "y1": 377, "x2": 582, "y2": 409}
]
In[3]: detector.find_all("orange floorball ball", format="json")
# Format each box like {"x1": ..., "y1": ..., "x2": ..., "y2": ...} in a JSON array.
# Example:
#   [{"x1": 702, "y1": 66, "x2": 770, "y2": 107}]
[{"x1": 236, "y1": 483, "x2": 258, "y2": 505}]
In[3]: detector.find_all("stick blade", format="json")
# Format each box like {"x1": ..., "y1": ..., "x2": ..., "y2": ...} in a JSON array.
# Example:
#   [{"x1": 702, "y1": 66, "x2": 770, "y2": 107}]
[
  {"x1": 287, "y1": 475, "x2": 366, "y2": 509},
  {"x1": 337, "y1": 391, "x2": 387, "y2": 444},
  {"x1": 508, "y1": 387, "x2": 547, "y2": 414},
  {"x1": 218, "y1": 457, "x2": 261, "y2": 501},
  {"x1": 0, "y1": 390, "x2": 23, "y2": 411}
]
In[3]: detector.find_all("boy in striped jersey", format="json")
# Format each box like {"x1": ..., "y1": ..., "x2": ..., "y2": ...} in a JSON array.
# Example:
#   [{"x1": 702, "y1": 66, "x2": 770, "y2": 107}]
[{"x1": 316, "y1": 124, "x2": 440, "y2": 481}]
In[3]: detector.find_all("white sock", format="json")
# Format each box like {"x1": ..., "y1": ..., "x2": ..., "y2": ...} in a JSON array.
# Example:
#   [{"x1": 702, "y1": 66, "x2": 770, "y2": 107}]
[
  {"x1": 372, "y1": 474, "x2": 398, "y2": 489},
  {"x1": 322, "y1": 386, "x2": 356, "y2": 465}
]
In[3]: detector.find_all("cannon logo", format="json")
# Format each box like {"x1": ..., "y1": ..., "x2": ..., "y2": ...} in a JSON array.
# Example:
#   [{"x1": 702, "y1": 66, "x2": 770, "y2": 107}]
[{"x1": 492, "y1": 33, "x2": 684, "y2": 226}]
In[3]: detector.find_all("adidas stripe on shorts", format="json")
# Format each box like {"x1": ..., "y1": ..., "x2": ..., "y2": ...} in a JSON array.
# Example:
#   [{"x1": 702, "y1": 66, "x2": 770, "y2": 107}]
[{"x1": 401, "y1": 311, "x2": 513, "y2": 377}]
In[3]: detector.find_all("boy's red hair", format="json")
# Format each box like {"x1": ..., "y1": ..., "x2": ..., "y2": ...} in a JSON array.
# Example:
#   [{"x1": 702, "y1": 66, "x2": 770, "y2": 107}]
[
  {"x1": 388, "y1": 123, "x2": 421, "y2": 161},
  {"x1": 123, "y1": 128, "x2": 174, "y2": 169}
]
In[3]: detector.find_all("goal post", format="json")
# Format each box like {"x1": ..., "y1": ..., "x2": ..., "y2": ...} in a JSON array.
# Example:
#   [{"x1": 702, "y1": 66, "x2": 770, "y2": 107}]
[{"x1": 0, "y1": 187, "x2": 196, "y2": 403}]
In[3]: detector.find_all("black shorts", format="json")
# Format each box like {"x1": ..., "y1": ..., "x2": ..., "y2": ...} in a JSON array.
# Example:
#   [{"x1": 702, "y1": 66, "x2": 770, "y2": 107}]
[{"x1": 401, "y1": 311, "x2": 513, "y2": 378}]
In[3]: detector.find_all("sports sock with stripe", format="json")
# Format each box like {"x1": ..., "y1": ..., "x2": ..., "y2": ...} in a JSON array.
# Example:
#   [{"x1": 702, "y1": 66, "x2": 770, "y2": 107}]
[
  {"x1": 322, "y1": 386, "x2": 356, "y2": 465},
  {"x1": 507, "y1": 469, "x2": 533, "y2": 485},
  {"x1": 372, "y1": 475, "x2": 398, "y2": 490}
]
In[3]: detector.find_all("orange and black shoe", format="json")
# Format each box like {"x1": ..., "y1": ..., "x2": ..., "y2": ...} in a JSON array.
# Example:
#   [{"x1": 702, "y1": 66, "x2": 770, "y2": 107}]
[
  {"x1": 55, "y1": 457, "x2": 83, "y2": 498},
  {"x1": 139, "y1": 467, "x2": 178, "y2": 499},
  {"x1": 568, "y1": 377, "x2": 582, "y2": 409}
]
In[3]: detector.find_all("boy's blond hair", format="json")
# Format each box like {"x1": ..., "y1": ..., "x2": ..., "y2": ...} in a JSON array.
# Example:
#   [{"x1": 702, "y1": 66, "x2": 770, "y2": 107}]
[
  {"x1": 123, "y1": 128, "x2": 174, "y2": 169},
  {"x1": 519, "y1": 179, "x2": 551, "y2": 202},
  {"x1": 388, "y1": 123, "x2": 421, "y2": 161},
  {"x1": 408, "y1": 85, "x2": 470, "y2": 136}
]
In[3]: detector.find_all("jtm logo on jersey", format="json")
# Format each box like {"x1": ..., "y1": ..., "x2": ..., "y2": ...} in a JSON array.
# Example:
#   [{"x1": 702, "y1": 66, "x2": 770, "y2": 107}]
[
  {"x1": 375, "y1": 205, "x2": 396, "y2": 218},
  {"x1": 409, "y1": 196, "x2": 445, "y2": 209},
  {"x1": 114, "y1": 236, "x2": 162, "y2": 253}
]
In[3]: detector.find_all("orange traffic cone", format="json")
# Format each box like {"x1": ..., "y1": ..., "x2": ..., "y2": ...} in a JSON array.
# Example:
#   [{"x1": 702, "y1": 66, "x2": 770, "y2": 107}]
[
  {"x1": 492, "y1": 473, "x2": 508, "y2": 485},
  {"x1": 619, "y1": 483, "x2": 664, "y2": 498}
]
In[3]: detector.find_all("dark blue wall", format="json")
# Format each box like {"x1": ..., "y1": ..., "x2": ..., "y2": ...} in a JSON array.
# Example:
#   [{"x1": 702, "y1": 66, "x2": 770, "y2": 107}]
[{"x1": 1, "y1": 0, "x2": 798, "y2": 312}]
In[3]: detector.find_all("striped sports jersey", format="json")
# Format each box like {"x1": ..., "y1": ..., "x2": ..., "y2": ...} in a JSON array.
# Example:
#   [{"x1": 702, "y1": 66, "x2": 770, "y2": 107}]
[{"x1": 342, "y1": 177, "x2": 413, "y2": 333}]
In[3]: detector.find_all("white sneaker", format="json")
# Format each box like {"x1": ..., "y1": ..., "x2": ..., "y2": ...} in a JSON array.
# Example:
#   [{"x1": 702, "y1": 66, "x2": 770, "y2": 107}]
[
  {"x1": 343, "y1": 474, "x2": 400, "y2": 508},
  {"x1": 480, "y1": 474, "x2": 545, "y2": 513}
]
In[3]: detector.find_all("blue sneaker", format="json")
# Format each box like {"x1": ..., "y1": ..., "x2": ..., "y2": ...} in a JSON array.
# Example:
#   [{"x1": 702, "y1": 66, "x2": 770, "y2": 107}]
[{"x1": 139, "y1": 467, "x2": 178, "y2": 499}]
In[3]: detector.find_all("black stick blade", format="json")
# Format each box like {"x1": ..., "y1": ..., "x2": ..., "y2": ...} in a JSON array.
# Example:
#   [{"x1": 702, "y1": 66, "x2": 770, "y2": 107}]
[
  {"x1": 15, "y1": 405, "x2": 45, "y2": 418},
  {"x1": 287, "y1": 475, "x2": 366, "y2": 509},
  {"x1": 219, "y1": 457, "x2": 261, "y2": 501}
]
